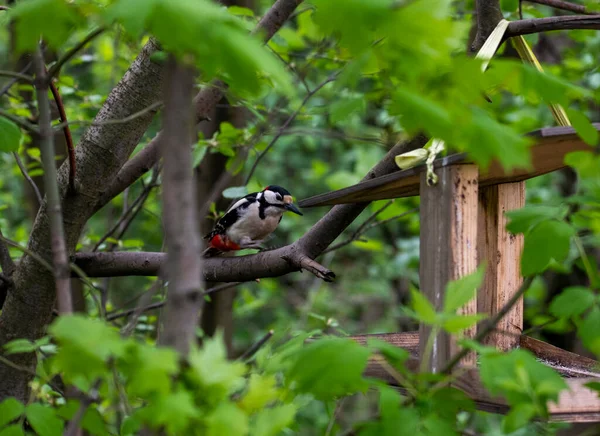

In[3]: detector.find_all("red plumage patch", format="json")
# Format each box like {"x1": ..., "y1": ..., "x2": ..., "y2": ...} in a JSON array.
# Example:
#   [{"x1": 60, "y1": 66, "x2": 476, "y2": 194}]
[{"x1": 209, "y1": 234, "x2": 241, "y2": 251}]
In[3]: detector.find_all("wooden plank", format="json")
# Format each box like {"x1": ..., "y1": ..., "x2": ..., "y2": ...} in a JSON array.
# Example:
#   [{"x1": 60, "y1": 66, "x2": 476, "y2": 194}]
[
  {"x1": 363, "y1": 362, "x2": 600, "y2": 421},
  {"x1": 477, "y1": 183, "x2": 525, "y2": 351},
  {"x1": 351, "y1": 332, "x2": 600, "y2": 378},
  {"x1": 299, "y1": 126, "x2": 598, "y2": 207},
  {"x1": 419, "y1": 165, "x2": 479, "y2": 371},
  {"x1": 520, "y1": 336, "x2": 600, "y2": 378},
  {"x1": 350, "y1": 331, "x2": 419, "y2": 357}
]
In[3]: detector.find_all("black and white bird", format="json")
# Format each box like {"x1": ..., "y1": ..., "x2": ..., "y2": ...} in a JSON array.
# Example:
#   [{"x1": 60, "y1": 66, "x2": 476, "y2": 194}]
[{"x1": 203, "y1": 185, "x2": 303, "y2": 258}]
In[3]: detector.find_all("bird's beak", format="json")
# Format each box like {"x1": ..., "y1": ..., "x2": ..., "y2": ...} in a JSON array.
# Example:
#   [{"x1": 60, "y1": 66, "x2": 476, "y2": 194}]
[{"x1": 283, "y1": 195, "x2": 303, "y2": 215}]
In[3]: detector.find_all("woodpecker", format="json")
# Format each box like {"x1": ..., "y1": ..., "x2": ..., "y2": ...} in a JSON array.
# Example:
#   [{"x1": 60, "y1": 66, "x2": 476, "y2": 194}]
[{"x1": 203, "y1": 185, "x2": 303, "y2": 258}]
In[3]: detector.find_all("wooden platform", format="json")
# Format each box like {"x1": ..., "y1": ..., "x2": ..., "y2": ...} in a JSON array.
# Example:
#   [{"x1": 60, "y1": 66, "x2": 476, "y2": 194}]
[
  {"x1": 352, "y1": 332, "x2": 600, "y2": 422},
  {"x1": 299, "y1": 125, "x2": 600, "y2": 208}
]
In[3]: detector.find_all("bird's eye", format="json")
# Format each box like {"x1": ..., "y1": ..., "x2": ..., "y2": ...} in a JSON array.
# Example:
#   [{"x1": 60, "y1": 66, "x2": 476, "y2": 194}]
[{"x1": 276, "y1": 193, "x2": 283, "y2": 201}]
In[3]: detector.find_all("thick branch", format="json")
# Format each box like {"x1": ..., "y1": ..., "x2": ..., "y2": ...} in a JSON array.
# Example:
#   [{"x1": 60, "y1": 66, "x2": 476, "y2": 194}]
[
  {"x1": 506, "y1": 15, "x2": 600, "y2": 36},
  {"x1": 157, "y1": 56, "x2": 203, "y2": 355},
  {"x1": 95, "y1": 0, "x2": 304, "y2": 213},
  {"x1": 473, "y1": 0, "x2": 504, "y2": 51},
  {"x1": 33, "y1": 48, "x2": 72, "y2": 315},
  {"x1": 75, "y1": 134, "x2": 428, "y2": 281}
]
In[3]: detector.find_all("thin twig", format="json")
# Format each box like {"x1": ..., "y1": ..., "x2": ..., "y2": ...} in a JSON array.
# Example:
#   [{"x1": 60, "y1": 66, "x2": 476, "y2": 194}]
[
  {"x1": 239, "y1": 329, "x2": 274, "y2": 360},
  {"x1": 325, "y1": 398, "x2": 346, "y2": 436},
  {"x1": 440, "y1": 275, "x2": 535, "y2": 374},
  {"x1": 322, "y1": 206, "x2": 418, "y2": 254},
  {"x1": 0, "y1": 61, "x2": 33, "y2": 99},
  {"x1": 52, "y1": 101, "x2": 163, "y2": 131},
  {"x1": 92, "y1": 177, "x2": 159, "y2": 251},
  {"x1": 33, "y1": 46, "x2": 72, "y2": 314},
  {"x1": 13, "y1": 152, "x2": 43, "y2": 206},
  {"x1": 0, "y1": 109, "x2": 38, "y2": 133},
  {"x1": 48, "y1": 27, "x2": 106, "y2": 79},
  {"x1": 106, "y1": 281, "x2": 243, "y2": 321},
  {"x1": 243, "y1": 72, "x2": 337, "y2": 185},
  {"x1": 64, "y1": 380, "x2": 101, "y2": 436},
  {"x1": 525, "y1": 0, "x2": 597, "y2": 14},
  {"x1": 0, "y1": 70, "x2": 34, "y2": 83},
  {"x1": 49, "y1": 81, "x2": 76, "y2": 192}
]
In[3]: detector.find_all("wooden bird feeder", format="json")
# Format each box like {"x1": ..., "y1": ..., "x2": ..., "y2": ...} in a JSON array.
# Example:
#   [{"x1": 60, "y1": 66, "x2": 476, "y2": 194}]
[{"x1": 299, "y1": 125, "x2": 600, "y2": 422}]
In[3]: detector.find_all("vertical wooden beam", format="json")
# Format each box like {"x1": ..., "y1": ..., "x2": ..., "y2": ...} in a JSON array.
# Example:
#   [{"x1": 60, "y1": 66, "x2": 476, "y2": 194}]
[
  {"x1": 419, "y1": 164, "x2": 479, "y2": 372},
  {"x1": 477, "y1": 182, "x2": 525, "y2": 350}
]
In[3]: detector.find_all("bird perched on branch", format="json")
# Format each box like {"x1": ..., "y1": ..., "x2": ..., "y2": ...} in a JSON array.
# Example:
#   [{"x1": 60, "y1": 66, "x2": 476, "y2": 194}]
[{"x1": 203, "y1": 185, "x2": 303, "y2": 258}]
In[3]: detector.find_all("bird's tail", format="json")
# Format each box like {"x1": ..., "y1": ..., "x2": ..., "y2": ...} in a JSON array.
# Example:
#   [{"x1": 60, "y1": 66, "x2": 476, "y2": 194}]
[{"x1": 202, "y1": 246, "x2": 223, "y2": 258}]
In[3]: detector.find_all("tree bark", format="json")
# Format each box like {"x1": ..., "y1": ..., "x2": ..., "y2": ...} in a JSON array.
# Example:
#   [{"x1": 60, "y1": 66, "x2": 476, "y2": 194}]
[
  {"x1": 157, "y1": 56, "x2": 204, "y2": 354},
  {"x1": 0, "y1": 39, "x2": 164, "y2": 402}
]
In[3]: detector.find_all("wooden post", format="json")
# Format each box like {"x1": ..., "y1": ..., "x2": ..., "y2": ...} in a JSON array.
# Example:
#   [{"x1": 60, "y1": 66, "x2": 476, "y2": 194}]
[
  {"x1": 477, "y1": 182, "x2": 525, "y2": 350},
  {"x1": 419, "y1": 164, "x2": 479, "y2": 372}
]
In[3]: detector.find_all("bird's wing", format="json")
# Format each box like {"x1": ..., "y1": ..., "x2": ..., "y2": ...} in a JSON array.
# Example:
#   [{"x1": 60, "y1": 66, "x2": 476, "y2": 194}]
[{"x1": 204, "y1": 192, "x2": 258, "y2": 239}]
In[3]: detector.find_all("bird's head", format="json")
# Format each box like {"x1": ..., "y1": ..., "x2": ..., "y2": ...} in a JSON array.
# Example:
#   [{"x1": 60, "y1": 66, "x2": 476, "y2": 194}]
[{"x1": 261, "y1": 185, "x2": 303, "y2": 216}]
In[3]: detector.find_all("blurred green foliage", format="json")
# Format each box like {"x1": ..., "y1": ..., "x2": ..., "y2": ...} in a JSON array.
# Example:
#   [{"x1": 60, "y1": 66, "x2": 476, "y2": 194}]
[{"x1": 0, "y1": 0, "x2": 599, "y2": 434}]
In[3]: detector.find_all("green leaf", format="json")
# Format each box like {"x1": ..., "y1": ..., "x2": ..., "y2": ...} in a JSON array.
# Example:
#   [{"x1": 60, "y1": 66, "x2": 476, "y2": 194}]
[
  {"x1": 222, "y1": 186, "x2": 248, "y2": 199},
  {"x1": 443, "y1": 265, "x2": 485, "y2": 313},
  {"x1": 410, "y1": 289, "x2": 437, "y2": 324},
  {"x1": 0, "y1": 398, "x2": 25, "y2": 428},
  {"x1": 392, "y1": 87, "x2": 453, "y2": 138},
  {"x1": 330, "y1": 96, "x2": 366, "y2": 124},
  {"x1": 3, "y1": 339, "x2": 38, "y2": 355},
  {"x1": 25, "y1": 404, "x2": 64, "y2": 436},
  {"x1": 503, "y1": 403, "x2": 537, "y2": 434},
  {"x1": 578, "y1": 307, "x2": 600, "y2": 356},
  {"x1": 521, "y1": 220, "x2": 575, "y2": 276},
  {"x1": 205, "y1": 402, "x2": 249, "y2": 436},
  {"x1": 566, "y1": 109, "x2": 599, "y2": 146},
  {"x1": 506, "y1": 205, "x2": 567, "y2": 234},
  {"x1": 367, "y1": 339, "x2": 409, "y2": 367},
  {"x1": 549, "y1": 286, "x2": 596, "y2": 319},
  {"x1": 0, "y1": 425, "x2": 24, "y2": 436},
  {"x1": 137, "y1": 388, "x2": 200, "y2": 434},
  {"x1": 10, "y1": 0, "x2": 82, "y2": 54},
  {"x1": 119, "y1": 344, "x2": 179, "y2": 396},
  {"x1": 108, "y1": 0, "x2": 293, "y2": 96},
  {"x1": 187, "y1": 333, "x2": 246, "y2": 399},
  {"x1": 286, "y1": 337, "x2": 371, "y2": 400},
  {"x1": 251, "y1": 404, "x2": 296, "y2": 436},
  {"x1": 501, "y1": 0, "x2": 519, "y2": 12},
  {"x1": 442, "y1": 314, "x2": 485, "y2": 333},
  {"x1": 49, "y1": 315, "x2": 126, "y2": 383},
  {"x1": 0, "y1": 117, "x2": 22, "y2": 153},
  {"x1": 238, "y1": 374, "x2": 280, "y2": 413},
  {"x1": 227, "y1": 5, "x2": 254, "y2": 17},
  {"x1": 480, "y1": 349, "x2": 567, "y2": 408}
]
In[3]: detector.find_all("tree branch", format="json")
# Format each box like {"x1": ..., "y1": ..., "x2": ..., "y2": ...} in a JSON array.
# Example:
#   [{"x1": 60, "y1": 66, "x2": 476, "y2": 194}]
[
  {"x1": 94, "y1": 0, "x2": 305, "y2": 213},
  {"x1": 105, "y1": 282, "x2": 243, "y2": 321},
  {"x1": 49, "y1": 81, "x2": 76, "y2": 192},
  {"x1": 506, "y1": 15, "x2": 600, "y2": 36},
  {"x1": 33, "y1": 47, "x2": 72, "y2": 314},
  {"x1": 52, "y1": 101, "x2": 163, "y2": 131},
  {"x1": 157, "y1": 56, "x2": 203, "y2": 355},
  {"x1": 0, "y1": 229, "x2": 16, "y2": 277},
  {"x1": 0, "y1": 70, "x2": 33, "y2": 83},
  {"x1": 440, "y1": 276, "x2": 535, "y2": 374},
  {"x1": 13, "y1": 152, "x2": 43, "y2": 206},
  {"x1": 47, "y1": 27, "x2": 106, "y2": 79},
  {"x1": 0, "y1": 109, "x2": 38, "y2": 134},
  {"x1": 243, "y1": 72, "x2": 337, "y2": 186},
  {"x1": 524, "y1": 0, "x2": 598, "y2": 15},
  {"x1": 75, "y1": 134, "x2": 429, "y2": 281}
]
